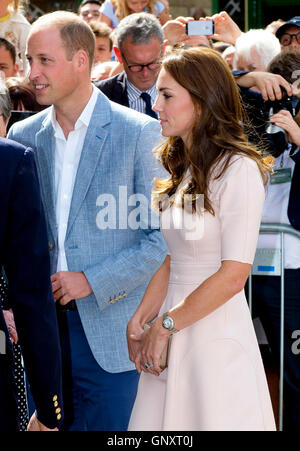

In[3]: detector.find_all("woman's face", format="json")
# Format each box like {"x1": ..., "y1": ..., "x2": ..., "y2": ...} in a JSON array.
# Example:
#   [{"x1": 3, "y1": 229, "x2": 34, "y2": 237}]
[
  {"x1": 153, "y1": 67, "x2": 196, "y2": 146},
  {"x1": 126, "y1": 0, "x2": 149, "y2": 13}
]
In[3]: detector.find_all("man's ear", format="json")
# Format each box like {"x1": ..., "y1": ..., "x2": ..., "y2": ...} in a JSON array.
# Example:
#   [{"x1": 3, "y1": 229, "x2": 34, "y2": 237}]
[
  {"x1": 113, "y1": 46, "x2": 123, "y2": 64},
  {"x1": 74, "y1": 49, "x2": 89, "y2": 72}
]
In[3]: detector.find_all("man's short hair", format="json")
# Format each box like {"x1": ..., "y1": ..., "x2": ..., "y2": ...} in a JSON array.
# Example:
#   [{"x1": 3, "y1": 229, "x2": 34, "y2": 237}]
[
  {"x1": 0, "y1": 38, "x2": 16, "y2": 65},
  {"x1": 114, "y1": 12, "x2": 164, "y2": 53},
  {"x1": 267, "y1": 49, "x2": 300, "y2": 86},
  {"x1": 79, "y1": 0, "x2": 102, "y2": 8},
  {"x1": 32, "y1": 11, "x2": 95, "y2": 70},
  {"x1": 89, "y1": 21, "x2": 113, "y2": 51}
]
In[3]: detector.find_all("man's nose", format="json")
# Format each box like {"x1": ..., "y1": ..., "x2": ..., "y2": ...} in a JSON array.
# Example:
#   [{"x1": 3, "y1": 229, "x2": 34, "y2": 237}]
[
  {"x1": 29, "y1": 63, "x2": 41, "y2": 80},
  {"x1": 290, "y1": 35, "x2": 300, "y2": 48},
  {"x1": 141, "y1": 66, "x2": 150, "y2": 74}
]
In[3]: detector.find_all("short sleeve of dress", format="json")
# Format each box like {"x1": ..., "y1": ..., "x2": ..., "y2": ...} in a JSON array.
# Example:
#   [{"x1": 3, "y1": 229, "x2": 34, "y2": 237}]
[{"x1": 216, "y1": 156, "x2": 265, "y2": 264}]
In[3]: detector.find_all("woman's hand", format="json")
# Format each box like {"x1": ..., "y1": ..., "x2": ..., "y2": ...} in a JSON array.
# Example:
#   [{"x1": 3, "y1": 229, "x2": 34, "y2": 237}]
[
  {"x1": 270, "y1": 109, "x2": 300, "y2": 146},
  {"x1": 137, "y1": 318, "x2": 170, "y2": 376},
  {"x1": 3, "y1": 309, "x2": 18, "y2": 343}
]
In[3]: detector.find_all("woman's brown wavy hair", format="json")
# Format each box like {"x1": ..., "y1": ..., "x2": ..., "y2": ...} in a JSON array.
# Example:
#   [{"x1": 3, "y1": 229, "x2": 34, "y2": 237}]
[{"x1": 153, "y1": 46, "x2": 271, "y2": 215}]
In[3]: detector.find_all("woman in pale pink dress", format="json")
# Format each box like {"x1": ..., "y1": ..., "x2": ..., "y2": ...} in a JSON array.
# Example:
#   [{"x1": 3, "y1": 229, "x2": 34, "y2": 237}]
[{"x1": 127, "y1": 47, "x2": 276, "y2": 431}]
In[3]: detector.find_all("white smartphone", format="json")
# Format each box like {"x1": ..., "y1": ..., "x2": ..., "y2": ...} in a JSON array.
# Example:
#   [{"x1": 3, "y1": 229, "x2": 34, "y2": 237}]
[{"x1": 186, "y1": 21, "x2": 215, "y2": 36}]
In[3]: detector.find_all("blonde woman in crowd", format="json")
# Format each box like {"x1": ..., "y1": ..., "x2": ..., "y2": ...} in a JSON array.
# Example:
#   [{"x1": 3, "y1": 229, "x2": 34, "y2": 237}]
[{"x1": 99, "y1": 0, "x2": 169, "y2": 29}]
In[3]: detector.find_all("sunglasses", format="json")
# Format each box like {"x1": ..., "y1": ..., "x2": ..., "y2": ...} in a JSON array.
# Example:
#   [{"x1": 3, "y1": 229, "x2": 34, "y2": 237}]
[{"x1": 280, "y1": 31, "x2": 300, "y2": 46}]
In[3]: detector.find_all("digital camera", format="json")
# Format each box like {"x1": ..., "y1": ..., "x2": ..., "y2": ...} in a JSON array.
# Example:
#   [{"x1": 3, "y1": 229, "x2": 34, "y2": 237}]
[{"x1": 264, "y1": 87, "x2": 300, "y2": 158}]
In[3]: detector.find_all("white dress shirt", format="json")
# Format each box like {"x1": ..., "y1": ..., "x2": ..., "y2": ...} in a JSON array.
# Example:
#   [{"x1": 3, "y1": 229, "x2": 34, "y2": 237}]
[
  {"x1": 257, "y1": 148, "x2": 300, "y2": 269},
  {"x1": 52, "y1": 85, "x2": 99, "y2": 272}
]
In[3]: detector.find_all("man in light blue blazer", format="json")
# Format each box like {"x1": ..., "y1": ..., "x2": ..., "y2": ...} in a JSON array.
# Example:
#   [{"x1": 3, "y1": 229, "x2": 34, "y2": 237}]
[{"x1": 8, "y1": 11, "x2": 167, "y2": 431}]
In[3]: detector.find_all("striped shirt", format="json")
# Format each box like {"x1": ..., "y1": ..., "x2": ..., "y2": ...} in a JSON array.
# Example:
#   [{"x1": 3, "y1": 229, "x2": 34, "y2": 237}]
[{"x1": 126, "y1": 79, "x2": 157, "y2": 115}]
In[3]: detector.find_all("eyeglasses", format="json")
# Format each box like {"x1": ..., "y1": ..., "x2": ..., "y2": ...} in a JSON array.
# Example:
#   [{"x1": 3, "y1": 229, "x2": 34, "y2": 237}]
[
  {"x1": 121, "y1": 53, "x2": 161, "y2": 73},
  {"x1": 280, "y1": 31, "x2": 300, "y2": 46}
]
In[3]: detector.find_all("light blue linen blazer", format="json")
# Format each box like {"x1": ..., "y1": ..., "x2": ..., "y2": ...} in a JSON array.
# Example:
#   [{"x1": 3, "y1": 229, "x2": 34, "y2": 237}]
[{"x1": 8, "y1": 90, "x2": 168, "y2": 373}]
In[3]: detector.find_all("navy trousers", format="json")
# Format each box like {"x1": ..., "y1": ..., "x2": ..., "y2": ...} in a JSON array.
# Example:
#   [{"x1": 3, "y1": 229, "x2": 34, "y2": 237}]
[
  {"x1": 60, "y1": 309, "x2": 139, "y2": 431},
  {"x1": 251, "y1": 269, "x2": 300, "y2": 430}
]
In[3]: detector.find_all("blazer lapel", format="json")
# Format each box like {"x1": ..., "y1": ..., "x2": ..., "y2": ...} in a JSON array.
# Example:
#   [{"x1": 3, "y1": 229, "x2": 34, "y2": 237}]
[
  {"x1": 35, "y1": 115, "x2": 57, "y2": 240},
  {"x1": 66, "y1": 93, "x2": 111, "y2": 238}
]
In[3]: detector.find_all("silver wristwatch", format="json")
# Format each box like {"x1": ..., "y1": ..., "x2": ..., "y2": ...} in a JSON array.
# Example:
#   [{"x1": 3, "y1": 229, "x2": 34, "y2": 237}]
[{"x1": 162, "y1": 312, "x2": 179, "y2": 333}]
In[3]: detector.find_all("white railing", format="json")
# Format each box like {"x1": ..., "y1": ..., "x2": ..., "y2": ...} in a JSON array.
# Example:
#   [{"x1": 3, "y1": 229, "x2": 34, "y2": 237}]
[{"x1": 248, "y1": 223, "x2": 300, "y2": 431}]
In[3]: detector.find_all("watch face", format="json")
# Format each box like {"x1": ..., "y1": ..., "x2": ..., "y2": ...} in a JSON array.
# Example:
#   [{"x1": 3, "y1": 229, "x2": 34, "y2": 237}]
[{"x1": 163, "y1": 317, "x2": 173, "y2": 330}]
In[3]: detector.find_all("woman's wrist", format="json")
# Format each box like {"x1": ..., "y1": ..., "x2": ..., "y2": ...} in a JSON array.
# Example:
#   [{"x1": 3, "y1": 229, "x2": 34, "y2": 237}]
[{"x1": 153, "y1": 315, "x2": 172, "y2": 338}]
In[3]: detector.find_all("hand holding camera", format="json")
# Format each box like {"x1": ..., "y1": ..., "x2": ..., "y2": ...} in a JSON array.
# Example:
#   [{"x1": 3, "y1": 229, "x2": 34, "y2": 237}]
[
  {"x1": 265, "y1": 87, "x2": 300, "y2": 155},
  {"x1": 270, "y1": 109, "x2": 300, "y2": 147}
]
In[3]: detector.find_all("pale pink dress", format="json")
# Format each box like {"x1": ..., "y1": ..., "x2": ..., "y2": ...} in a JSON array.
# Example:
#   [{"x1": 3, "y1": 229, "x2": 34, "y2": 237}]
[{"x1": 128, "y1": 156, "x2": 276, "y2": 431}]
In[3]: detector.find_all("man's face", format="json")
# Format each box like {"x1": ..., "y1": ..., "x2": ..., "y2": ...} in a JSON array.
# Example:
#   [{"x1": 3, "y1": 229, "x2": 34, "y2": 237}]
[
  {"x1": 118, "y1": 37, "x2": 162, "y2": 91},
  {"x1": 27, "y1": 26, "x2": 80, "y2": 108},
  {"x1": 79, "y1": 3, "x2": 101, "y2": 23},
  {"x1": 0, "y1": 45, "x2": 18, "y2": 78},
  {"x1": 94, "y1": 36, "x2": 112, "y2": 64},
  {"x1": 236, "y1": 47, "x2": 266, "y2": 72},
  {"x1": 280, "y1": 26, "x2": 300, "y2": 50}
]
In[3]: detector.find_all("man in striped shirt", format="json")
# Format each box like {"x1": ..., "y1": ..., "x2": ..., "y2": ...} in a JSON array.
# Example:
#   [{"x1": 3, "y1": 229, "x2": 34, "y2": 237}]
[{"x1": 96, "y1": 13, "x2": 164, "y2": 119}]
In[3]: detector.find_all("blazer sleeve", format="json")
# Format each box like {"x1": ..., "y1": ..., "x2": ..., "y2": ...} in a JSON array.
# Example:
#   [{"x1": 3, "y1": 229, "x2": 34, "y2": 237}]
[
  {"x1": 84, "y1": 119, "x2": 168, "y2": 311},
  {"x1": 4, "y1": 147, "x2": 63, "y2": 429}
]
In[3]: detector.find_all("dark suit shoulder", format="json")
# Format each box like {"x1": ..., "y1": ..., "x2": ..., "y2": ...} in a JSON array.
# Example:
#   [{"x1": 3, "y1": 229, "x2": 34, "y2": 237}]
[
  {"x1": 0, "y1": 137, "x2": 33, "y2": 168},
  {"x1": 95, "y1": 72, "x2": 129, "y2": 107},
  {"x1": 95, "y1": 72, "x2": 126, "y2": 90},
  {"x1": 0, "y1": 136, "x2": 29, "y2": 154}
]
